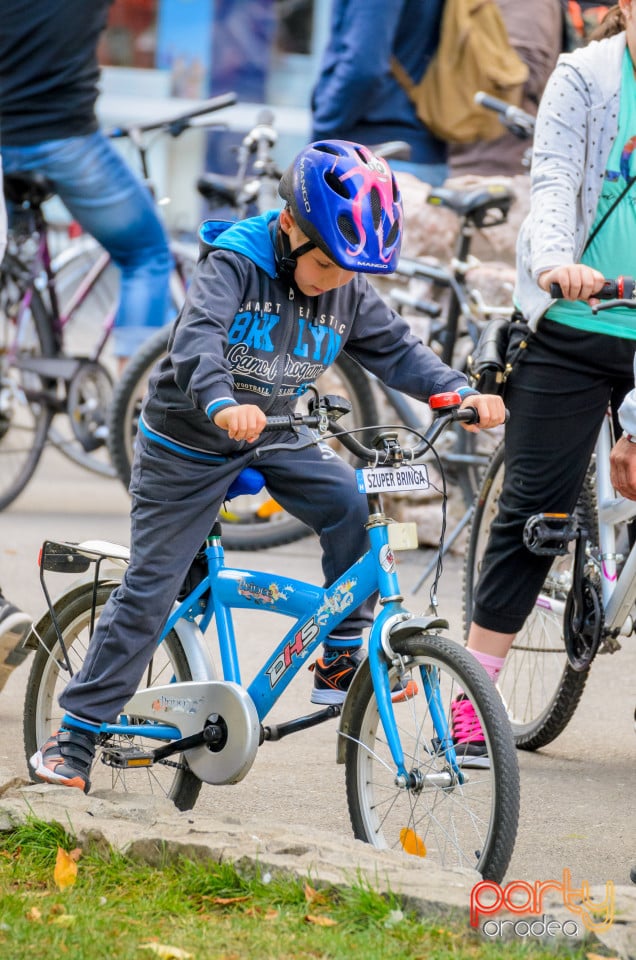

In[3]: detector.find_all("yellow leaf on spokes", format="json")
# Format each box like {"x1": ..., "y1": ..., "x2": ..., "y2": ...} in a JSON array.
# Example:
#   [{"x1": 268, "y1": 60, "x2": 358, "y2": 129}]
[
  {"x1": 53, "y1": 847, "x2": 79, "y2": 890},
  {"x1": 400, "y1": 827, "x2": 427, "y2": 858}
]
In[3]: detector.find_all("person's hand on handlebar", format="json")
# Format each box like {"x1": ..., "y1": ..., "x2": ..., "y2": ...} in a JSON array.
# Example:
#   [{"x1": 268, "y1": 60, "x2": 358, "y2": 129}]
[
  {"x1": 610, "y1": 434, "x2": 636, "y2": 500},
  {"x1": 459, "y1": 394, "x2": 506, "y2": 434},
  {"x1": 214, "y1": 404, "x2": 267, "y2": 443},
  {"x1": 538, "y1": 264, "x2": 605, "y2": 303}
]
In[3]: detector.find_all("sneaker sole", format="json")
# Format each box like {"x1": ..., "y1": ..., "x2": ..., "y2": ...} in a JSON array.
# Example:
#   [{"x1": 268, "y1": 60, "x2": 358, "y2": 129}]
[
  {"x1": 29, "y1": 750, "x2": 90, "y2": 792},
  {"x1": 455, "y1": 755, "x2": 491, "y2": 770},
  {"x1": 310, "y1": 689, "x2": 345, "y2": 705},
  {"x1": 311, "y1": 678, "x2": 419, "y2": 706}
]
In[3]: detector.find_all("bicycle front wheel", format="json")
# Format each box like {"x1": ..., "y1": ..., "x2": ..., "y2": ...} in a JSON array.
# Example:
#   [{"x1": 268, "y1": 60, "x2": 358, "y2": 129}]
[
  {"x1": 463, "y1": 443, "x2": 592, "y2": 750},
  {"x1": 23, "y1": 582, "x2": 202, "y2": 811},
  {"x1": 109, "y1": 342, "x2": 379, "y2": 550},
  {"x1": 345, "y1": 632, "x2": 519, "y2": 882},
  {"x1": 0, "y1": 260, "x2": 55, "y2": 509}
]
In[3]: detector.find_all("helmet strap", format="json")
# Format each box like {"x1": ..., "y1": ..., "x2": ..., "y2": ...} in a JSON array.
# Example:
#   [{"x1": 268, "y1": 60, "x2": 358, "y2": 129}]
[{"x1": 276, "y1": 229, "x2": 316, "y2": 284}]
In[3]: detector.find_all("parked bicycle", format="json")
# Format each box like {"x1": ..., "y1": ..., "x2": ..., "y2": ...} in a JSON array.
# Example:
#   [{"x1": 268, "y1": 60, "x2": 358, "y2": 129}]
[
  {"x1": 463, "y1": 277, "x2": 634, "y2": 749},
  {"x1": 108, "y1": 175, "x2": 518, "y2": 552},
  {"x1": 24, "y1": 391, "x2": 519, "y2": 881},
  {"x1": 0, "y1": 92, "x2": 236, "y2": 508}
]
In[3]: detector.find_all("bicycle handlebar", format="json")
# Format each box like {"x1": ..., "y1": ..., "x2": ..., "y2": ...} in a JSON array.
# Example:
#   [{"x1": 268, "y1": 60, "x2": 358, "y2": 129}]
[
  {"x1": 549, "y1": 276, "x2": 636, "y2": 301},
  {"x1": 260, "y1": 397, "x2": 481, "y2": 465},
  {"x1": 474, "y1": 91, "x2": 535, "y2": 140},
  {"x1": 107, "y1": 92, "x2": 238, "y2": 139}
]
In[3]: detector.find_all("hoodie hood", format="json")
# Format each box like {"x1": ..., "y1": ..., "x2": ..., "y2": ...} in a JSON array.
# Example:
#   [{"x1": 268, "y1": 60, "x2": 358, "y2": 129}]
[{"x1": 198, "y1": 211, "x2": 280, "y2": 277}]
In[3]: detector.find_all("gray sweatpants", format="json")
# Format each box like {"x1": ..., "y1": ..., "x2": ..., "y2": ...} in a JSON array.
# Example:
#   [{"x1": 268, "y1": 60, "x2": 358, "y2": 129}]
[{"x1": 60, "y1": 431, "x2": 371, "y2": 724}]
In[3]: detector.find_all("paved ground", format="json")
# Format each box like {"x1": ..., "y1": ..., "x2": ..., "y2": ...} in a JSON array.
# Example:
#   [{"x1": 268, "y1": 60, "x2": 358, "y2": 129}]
[{"x1": 0, "y1": 446, "x2": 634, "y2": 890}]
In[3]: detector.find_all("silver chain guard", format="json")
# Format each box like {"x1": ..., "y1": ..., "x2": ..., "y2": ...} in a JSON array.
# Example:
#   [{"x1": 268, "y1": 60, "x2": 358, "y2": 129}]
[{"x1": 124, "y1": 680, "x2": 260, "y2": 784}]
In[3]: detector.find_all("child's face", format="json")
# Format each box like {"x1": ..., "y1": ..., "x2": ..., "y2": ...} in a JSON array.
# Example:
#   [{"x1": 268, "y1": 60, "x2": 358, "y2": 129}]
[{"x1": 280, "y1": 209, "x2": 355, "y2": 296}]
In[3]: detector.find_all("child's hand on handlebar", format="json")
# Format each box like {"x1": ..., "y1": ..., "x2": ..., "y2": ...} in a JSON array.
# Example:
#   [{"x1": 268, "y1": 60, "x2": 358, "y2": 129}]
[
  {"x1": 459, "y1": 394, "x2": 506, "y2": 433},
  {"x1": 538, "y1": 264, "x2": 605, "y2": 303},
  {"x1": 214, "y1": 404, "x2": 267, "y2": 443}
]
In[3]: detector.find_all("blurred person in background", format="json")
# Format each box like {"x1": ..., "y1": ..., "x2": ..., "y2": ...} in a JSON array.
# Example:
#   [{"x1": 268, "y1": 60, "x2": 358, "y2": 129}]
[
  {"x1": 450, "y1": 0, "x2": 563, "y2": 178},
  {"x1": 0, "y1": 0, "x2": 173, "y2": 364},
  {"x1": 310, "y1": 0, "x2": 448, "y2": 186}
]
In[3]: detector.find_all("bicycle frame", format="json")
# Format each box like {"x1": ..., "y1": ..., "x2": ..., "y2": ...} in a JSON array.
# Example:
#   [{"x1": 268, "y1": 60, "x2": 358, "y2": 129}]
[
  {"x1": 97, "y1": 501, "x2": 462, "y2": 785},
  {"x1": 594, "y1": 409, "x2": 636, "y2": 634},
  {"x1": 527, "y1": 408, "x2": 636, "y2": 640}
]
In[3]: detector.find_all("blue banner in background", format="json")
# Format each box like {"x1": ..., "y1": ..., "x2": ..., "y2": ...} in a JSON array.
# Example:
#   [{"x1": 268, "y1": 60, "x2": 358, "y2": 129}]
[{"x1": 156, "y1": 0, "x2": 214, "y2": 99}]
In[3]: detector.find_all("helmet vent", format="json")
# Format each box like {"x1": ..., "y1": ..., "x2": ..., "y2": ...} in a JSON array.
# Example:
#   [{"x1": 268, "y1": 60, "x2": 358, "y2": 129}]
[
  {"x1": 370, "y1": 187, "x2": 382, "y2": 229},
  {"x1": 385, "y1": 220, "x2": 400, "y2": 248},
  {"x1": 314, "y1": 143, "x2": 341, "y2": 156},
  {"x1": 337, "y1": 213, "x2": 360, "y2": 246},
  {"x1": 324, "y1": 170, "x2": 351, "y2": 199}
]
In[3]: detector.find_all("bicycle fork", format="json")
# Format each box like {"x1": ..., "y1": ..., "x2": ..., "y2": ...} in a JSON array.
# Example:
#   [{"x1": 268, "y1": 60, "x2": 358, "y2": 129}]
[{"x1": 358, "y1": 513, "x2": 467, "y2": 789}]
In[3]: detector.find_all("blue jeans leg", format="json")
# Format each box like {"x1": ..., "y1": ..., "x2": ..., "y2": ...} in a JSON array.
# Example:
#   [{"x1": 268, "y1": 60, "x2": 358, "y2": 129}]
[{"x1": 2, "y1": 132, "x2": 173, "y2": 357}]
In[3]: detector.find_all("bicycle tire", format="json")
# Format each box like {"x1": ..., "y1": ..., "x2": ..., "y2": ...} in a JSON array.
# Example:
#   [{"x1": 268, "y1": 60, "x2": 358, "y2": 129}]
[
  {"x1": 108, "y1": 336, "x2": 380, "y2": 550},
  {"x1": 23, "y1": 582, "x2": 202, "y2": 811},
  {"x1": 0, "y1": 260, "x2": 56, "y2": 509},
  {"x1": 345, "y1": 631, "x2": 519, "y2": 882},
  {"x1": 462, "y1": 442, "x2": 592, "y2": 750}
]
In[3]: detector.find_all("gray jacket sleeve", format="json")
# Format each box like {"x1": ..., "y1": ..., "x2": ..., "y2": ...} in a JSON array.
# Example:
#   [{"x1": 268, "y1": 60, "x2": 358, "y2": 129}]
[
  {"x1": 343, "y1": 277, "x2": 470, "y2": 399},
  {"x1": 169, "y1": 251, "x2": 246, "y2": 419}
]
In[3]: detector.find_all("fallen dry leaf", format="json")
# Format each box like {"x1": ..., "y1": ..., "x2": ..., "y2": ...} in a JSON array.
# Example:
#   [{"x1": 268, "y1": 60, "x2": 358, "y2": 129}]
[
  {"x1": 210, "y1": 895, "x2": 250, "y2": 906},
  {"x1": 305, "y1": 913, "x2": 338, "y2": 927},
  {"x1": 50, "y1": 914, "x2": 77, "y2": 927},
  {"x1": 25, "y1": 906, "x2": 42, "y2": 922},
  {"x1": 54, "y1": 847, "x2": 78, "y2": 890},
  {"x1": 138, "y1": 945, "x2": 193, "y2": 959},
  {"x1": 303, "y1": 882, "x2": 328, "y2": 905}
]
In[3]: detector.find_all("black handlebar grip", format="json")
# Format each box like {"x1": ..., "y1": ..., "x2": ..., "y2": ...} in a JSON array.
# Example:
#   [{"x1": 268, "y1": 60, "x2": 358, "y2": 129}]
[
  {"x1": 265, "y1": 415, "x2": 297, "y2": 431},
  {"x1": 550, "y1": 276, "x2": 636, "y2": 300}
]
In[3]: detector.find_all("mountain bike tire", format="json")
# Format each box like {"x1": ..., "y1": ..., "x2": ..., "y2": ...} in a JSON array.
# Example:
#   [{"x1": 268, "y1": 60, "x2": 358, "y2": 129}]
[
  {"x1": 344, "y1": 631, "x2": 519, "y2": 882},
  {"x1": 0, "y1": 260, "x2": 56, "y2": 509},
  {"x1": 462, "y1": 442, "x2": 592, "y2": 750},
  {"x1": 108, "y1": 332, "x2": 380, "y2": 550},
  {"x1": 23, "y1": 582, "x2": 202, "y2": 811}
]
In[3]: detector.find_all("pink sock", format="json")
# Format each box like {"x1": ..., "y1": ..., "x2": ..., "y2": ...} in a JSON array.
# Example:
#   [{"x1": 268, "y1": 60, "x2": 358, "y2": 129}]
[{"x1": 467, "y1": 649, "x2": 505, "y2": 684}]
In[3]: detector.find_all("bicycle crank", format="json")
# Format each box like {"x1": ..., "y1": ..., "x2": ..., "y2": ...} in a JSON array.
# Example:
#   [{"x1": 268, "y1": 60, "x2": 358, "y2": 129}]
[
  {"x1": 564, "y1": 576, "x2": 603, "y2": 672},
  {"x1": 122, "y1": 679, "x2": 260, "y2": 784}
]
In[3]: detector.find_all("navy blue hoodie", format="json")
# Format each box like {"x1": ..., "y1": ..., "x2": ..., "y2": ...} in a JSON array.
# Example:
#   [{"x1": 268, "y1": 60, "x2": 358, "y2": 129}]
[{"x1": 140, "y1": 212, "x2": 469, "y2": 461}]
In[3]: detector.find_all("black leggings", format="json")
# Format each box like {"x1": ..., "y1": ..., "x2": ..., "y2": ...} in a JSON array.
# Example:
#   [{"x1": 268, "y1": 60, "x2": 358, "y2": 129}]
[{"x1": 472, "y1": 318, "x2": 636, "y2": 634}]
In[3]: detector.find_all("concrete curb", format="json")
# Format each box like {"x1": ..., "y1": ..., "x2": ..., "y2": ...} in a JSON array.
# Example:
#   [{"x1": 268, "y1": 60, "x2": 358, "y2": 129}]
[{"x1": 1, "y1": 781, "x2": 634, "y2": 957}]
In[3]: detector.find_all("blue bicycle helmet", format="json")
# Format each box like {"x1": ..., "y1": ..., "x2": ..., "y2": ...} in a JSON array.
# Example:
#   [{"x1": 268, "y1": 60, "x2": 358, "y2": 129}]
[{"x1": 278, "y1": 140, "x2": 403, "y2": 274}]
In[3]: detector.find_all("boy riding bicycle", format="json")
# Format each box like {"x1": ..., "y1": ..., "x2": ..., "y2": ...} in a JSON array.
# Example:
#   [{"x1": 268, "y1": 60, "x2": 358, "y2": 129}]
[{"x1": 31, "y1": 139, "x2": 505, "y2": 792}]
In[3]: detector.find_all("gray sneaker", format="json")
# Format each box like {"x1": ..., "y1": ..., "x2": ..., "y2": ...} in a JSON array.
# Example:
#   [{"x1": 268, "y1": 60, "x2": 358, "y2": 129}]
[{"x1": 0, "y1": 593, "x2": 32, "y2": 692}]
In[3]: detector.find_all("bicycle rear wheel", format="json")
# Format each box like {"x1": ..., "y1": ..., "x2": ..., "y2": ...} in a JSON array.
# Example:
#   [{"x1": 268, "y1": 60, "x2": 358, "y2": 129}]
[
  {"x1": 108, "y1": 336, "x2": 379, "y2": 550},
  {"x1": 23, "y1": 582, "x2": 202, "y2": 810},
  {"x1": 463, "y1": 443, "x2": 592, "y2": 750},
  {"x1": 0, "y1": 258, "x2": 55, "y2": 509},
  {"x1": 345, "y1": 632, "x2": 519, "y2": 882}
]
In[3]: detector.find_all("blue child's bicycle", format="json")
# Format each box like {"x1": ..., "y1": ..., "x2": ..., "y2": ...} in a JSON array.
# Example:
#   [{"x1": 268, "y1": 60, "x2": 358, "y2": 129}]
[{"x1": 23, "y1": 391, "x2": 519, "y2": 881}]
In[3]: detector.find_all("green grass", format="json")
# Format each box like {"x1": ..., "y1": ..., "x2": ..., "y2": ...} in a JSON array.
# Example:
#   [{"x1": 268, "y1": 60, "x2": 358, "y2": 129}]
[{"x1": 0, "y1": 818, "x2": 609, "y2": 960}]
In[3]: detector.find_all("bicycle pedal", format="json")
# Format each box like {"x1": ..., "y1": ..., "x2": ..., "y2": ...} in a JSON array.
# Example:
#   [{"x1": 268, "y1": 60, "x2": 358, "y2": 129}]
[
  {"x1": 100, "y1": 746, "x2": 154, "y2": 769},
  {"x1": 523, "y1": 513, "x2": 578, "y2": 556}
]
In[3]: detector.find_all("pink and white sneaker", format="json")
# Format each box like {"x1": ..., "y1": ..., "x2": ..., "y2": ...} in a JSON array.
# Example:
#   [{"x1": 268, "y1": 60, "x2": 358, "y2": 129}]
[{"x1": 450, "y1": 695, "x2": 490, "y2": 769}]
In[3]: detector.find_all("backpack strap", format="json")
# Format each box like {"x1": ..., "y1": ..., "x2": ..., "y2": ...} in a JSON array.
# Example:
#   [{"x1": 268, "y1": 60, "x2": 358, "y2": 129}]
[
  {"x1": 583, "y1": 174, "x2": 636, "y2": 252},
  {"x1": 390, "y1": 56, "x2": 418, "y2": 100}
]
